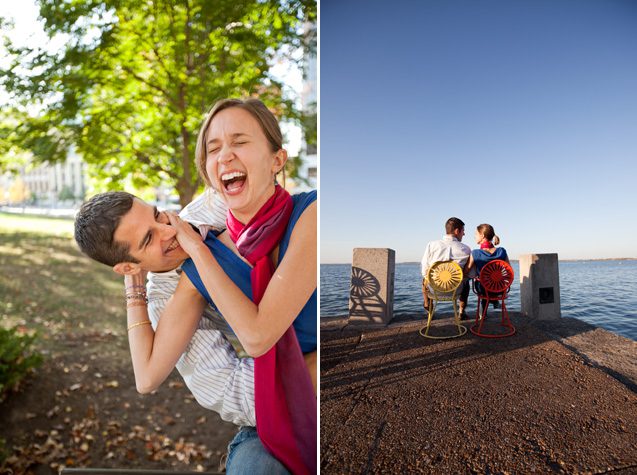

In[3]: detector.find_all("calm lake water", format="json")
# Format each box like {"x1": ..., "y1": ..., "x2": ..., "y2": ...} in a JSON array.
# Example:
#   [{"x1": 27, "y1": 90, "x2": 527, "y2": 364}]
[{"x1": 320, "y1": 260, "x2": 637, "y2": 341}]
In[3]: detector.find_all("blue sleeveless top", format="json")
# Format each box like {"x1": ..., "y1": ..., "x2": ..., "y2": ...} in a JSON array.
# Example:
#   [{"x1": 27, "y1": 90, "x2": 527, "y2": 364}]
[
  {"x1": 472, "y1": 247, "x2": 509, "y2": 275},
  {"x1": 182, "y1": 191, "x2": 317, "y2": 353}
]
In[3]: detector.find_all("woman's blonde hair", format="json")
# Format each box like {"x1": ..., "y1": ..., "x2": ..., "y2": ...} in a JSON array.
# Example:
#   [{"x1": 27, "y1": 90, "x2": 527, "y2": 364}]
[
  {"x1": 195, "y1": 98, "x2": 283, "y2": 187},
  {"x1": 477, "y1": 223, "x2": 500, "y2": 246}
]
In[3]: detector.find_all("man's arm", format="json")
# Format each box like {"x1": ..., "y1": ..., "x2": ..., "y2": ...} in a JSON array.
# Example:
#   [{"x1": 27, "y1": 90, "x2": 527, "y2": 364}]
[
  {"x1": 460, "y1": 245, "x2": 476, "y2": 278},
  {"x1": 421, "y1": 243, "x2": 432, "y2": 277},
  {"x1": 179, "y1": 189, "x2": 227, "y2": 229},
  {"x1": 147, "y1": 274, "x2": 256, "y2": 427}
]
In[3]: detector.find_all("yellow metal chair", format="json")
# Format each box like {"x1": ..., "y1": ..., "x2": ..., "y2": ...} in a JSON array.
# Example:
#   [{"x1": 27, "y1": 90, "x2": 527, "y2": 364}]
[{"x1": 419, "y1": 260, "x2": 468, "y2": 339}]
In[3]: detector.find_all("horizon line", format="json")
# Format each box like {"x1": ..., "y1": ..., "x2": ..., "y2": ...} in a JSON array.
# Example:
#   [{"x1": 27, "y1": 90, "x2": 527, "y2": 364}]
[{"x1": 321, "y1": 257, "x2": 637, "y2": 265}]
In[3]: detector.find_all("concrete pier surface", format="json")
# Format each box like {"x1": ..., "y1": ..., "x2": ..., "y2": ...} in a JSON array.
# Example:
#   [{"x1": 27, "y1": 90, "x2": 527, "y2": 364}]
[{"x1": 321, "y1": 313, "x2": 637, "y2": 474}]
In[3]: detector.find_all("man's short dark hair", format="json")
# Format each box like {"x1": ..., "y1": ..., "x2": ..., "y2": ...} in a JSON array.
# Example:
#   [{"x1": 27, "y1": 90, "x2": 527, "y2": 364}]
[
  {"x1": 74, "y1": 191, "x2": 140, "y2": 266},
  {"x1": 445, "y1": 217, "x2": 465, "y2": 234}
]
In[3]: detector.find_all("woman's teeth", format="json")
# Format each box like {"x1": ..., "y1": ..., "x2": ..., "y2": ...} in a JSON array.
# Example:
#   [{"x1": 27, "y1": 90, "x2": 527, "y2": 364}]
[
  {"x1": 221, "y1": 171, "x2": 247, "y2": 191},
  {"x1": 166, "y1": 239, "x2": 179, "y2": 252}
]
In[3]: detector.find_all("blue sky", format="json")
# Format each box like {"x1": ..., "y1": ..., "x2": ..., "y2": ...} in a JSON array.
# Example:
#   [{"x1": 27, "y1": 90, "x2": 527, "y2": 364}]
[{"x1": 320, "y1": 0, "x2": 637, "y2": 263}]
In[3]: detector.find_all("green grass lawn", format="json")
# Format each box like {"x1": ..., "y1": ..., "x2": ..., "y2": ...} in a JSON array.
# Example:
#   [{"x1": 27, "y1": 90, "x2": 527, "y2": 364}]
[
  {"x1": 0, "y1": 212, "x2": 126, "y2": 353},
  {"x1": 0, "y1": 213, "x2": 235, "y2": 472},
  {"x1": 0, "y1": 213, "x2": 76, "y2": 236}
]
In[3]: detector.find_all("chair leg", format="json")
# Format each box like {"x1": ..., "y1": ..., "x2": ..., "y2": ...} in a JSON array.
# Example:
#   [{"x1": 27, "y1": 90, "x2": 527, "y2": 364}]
[
  {"x1": 501, "y1": 300, "x2": 511, "y2": 325},
  {"x1": 424, "y1": 300, "x2": 435, "y2": 336},
  {"x1": 502, "y1": 300, "x2": 515, "y2": 336},
  {"x1": 420, "y1": 297, "x2": 467, "y2": 339},
  {"x1": 479, "y1": 297, "x2": 490, "y2": 334},
  {"x1": 472, "y1": 295, "x2": 515, "y2": 338}
]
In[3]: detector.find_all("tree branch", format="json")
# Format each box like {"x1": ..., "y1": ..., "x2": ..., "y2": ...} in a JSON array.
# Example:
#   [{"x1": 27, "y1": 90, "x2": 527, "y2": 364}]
[{"x1": 120, "y1": 66, "x2": 179, "y2": 108}]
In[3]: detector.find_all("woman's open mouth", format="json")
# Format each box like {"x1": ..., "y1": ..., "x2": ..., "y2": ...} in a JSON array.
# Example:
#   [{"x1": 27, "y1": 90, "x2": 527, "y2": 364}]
[{"x1": 220, "y1": 171, "x2": 247, "y2": 195}]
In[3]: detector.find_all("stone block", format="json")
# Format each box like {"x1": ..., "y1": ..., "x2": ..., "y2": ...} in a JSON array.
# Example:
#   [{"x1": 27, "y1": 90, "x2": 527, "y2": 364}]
[
  {"x1": 349, "y1": 248, "x2": 395, "y2": 325},
  {"x1": 519, "y1": 253, "x2": 561, "y2": 320}
]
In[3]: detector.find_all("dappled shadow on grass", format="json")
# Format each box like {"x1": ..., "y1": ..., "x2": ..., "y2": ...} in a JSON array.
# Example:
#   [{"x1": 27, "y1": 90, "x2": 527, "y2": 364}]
[
  {"x1": 0, "y1": 231, "x2": 125, "y2": 349},
  {"x1": 0, "y1": 344, "x2": 234, "y2": 473},
  {"x1": 0, "y1": 227, "x2": 237, "y2": 472}
]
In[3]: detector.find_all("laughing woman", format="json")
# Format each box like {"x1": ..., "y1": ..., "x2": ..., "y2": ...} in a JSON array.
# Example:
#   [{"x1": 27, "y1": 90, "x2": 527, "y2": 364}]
[
  {"x1": 125, "y1": 98, "x2": 316, "y2": 475},
  {"x1": 173, "y1": 99, "x2": 316, "y2": 474}
]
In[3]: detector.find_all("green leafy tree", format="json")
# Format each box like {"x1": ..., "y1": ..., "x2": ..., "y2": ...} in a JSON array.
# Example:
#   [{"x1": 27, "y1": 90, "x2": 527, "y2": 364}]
[
  {"x1": 0, "y1": 109, "x2": 32, "y2": 175},
  {"x1": 1, "y1": 0, "x2": 316, "y2": 206}
]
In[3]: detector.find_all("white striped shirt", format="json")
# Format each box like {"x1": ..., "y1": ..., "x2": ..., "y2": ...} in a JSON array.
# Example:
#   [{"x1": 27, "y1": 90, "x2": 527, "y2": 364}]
[{"x1": 146, "y1": 189, "x2": 256, "y2": 427}]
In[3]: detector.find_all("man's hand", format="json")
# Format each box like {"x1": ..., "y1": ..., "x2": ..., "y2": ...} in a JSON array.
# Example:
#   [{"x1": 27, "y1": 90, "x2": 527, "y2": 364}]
[{"x1": 167, "y1": 212, "x2": 206, "y2": 257}]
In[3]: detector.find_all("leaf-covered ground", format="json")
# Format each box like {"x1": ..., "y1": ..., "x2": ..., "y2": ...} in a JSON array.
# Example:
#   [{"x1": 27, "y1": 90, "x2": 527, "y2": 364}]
[{"x1": 0, "y1": 213, "x2": 237, "y2": 474}]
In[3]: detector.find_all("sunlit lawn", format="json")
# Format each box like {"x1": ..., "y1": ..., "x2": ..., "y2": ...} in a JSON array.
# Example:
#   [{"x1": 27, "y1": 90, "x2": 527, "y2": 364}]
[
  {"x1": 0, "y1": 213, "x2": 78, "y2": 236},
  {"x1": 0, "y1": 212, "x2": 126, "y2": 354},
  {"x1": 0, "y1": 212, "x2": 232, "y2": 472}
]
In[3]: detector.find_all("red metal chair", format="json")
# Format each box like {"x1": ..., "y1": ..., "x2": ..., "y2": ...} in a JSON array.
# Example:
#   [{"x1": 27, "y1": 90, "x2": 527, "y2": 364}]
[{"x1": 471, "y1": 259, "x2": 515, "y2": 338}]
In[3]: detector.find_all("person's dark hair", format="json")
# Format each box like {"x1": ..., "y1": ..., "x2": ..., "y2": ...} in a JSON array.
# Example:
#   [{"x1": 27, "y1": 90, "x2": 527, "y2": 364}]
[
  {"x1": 445, "y1": 217, "x2": 465, "y2": 234},
  {"x1": 477, "y1": 223, "x2": 501, "y2": 246},
  {"x1": 74, "y1": 192, "x2": 140, "y2": 266}
]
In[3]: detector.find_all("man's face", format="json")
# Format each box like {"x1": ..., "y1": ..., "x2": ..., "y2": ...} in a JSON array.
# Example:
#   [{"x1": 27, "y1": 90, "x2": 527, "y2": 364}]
[
  {"x1": 453, "y1": 226, "x2": 465, "y2": 241},
  {"x1": 113, "y1": 198, "x2": 189, "y2": 273}
]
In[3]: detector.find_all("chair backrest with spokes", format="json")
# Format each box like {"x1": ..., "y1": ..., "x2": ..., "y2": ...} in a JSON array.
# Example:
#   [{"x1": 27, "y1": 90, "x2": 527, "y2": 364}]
[
  {"x1": 426, "y1": 260, "x2": 464, "y2": 296},
  {"x1": 477, "y1": 259, "x2": 514, "y2": 295}
]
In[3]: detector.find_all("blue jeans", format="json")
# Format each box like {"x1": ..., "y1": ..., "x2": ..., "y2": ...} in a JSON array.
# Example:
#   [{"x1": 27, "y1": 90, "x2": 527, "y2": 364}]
[{"x1": 226, "y1": 426, "x2": 290, "y2": 475}]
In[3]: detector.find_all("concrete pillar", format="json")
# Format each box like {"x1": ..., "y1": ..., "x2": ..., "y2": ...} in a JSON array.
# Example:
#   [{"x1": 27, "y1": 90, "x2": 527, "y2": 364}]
[
  {"x1": 519, "y1": 253, "x2": 561, "y2": 320},
  {"x1": 349, "y1": 248, "x2": 395, "y2": 325}
]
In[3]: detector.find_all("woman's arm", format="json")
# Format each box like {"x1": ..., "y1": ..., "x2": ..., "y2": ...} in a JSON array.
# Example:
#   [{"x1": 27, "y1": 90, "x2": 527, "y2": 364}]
[
  {"x1": 464, "y1": 254, "x2": 475, "y2": 274},
  {"x1": 125, "y1": 272, "x2": 207, "y2": 393},
  {"x1": 168, "y1": 202, "x2": 317, "y2": 358}
]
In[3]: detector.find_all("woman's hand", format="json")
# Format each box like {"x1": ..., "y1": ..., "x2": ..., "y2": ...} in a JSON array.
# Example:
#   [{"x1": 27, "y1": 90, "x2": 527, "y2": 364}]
[{"x1": 166, "y1": 212, "x2": 206, "y2": 257}]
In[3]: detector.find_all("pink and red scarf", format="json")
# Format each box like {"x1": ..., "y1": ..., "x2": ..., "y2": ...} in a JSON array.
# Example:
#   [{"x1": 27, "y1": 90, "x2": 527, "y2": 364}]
[
  {"x1": 480, "y1": 241, "x2": 494, "y2": 249},
  {"x1": 226, "y1": 185, "x2": 316, "y2": 475}
]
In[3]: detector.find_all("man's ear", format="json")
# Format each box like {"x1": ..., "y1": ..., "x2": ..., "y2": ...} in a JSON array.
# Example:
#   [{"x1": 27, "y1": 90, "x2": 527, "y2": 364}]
[
  {"x1": 273, "y1": 148, "x2": 288, "y2": 174},
  {"x1": 113, "y1": 262, "x2": 143, "y2": 276}
]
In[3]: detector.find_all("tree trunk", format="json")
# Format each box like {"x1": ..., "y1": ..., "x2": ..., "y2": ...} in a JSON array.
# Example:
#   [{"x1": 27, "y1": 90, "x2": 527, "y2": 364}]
[
  {"x1": 176, "y1": 127, "x2": 200, "y2": 208},
  {"x1": 176, "y1": 176, "x2": 196, "y2": 209}
]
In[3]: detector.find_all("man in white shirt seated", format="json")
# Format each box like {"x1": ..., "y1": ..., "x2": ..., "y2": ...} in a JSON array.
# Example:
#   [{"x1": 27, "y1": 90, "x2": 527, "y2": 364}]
[{"x1": 420, "y1": 217, "x2": 472, "y2": 319}]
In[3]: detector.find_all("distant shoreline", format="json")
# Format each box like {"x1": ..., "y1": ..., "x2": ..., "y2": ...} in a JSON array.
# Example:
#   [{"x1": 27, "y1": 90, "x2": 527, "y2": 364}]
[{"x1": 321, "y1": 258, "x2": 637, "y2": 265}]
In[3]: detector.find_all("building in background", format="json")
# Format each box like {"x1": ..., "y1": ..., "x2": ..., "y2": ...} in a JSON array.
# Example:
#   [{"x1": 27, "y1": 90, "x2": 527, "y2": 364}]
[{"x1": 0, "y1": 147, "x2": 88, "y2": 207}]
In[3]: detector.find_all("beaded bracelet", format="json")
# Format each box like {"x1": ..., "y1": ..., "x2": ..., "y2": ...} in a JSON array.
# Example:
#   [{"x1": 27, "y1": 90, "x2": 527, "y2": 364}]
[
  {"x1": 125, "y1": 292, "x2": 147, "y2": 300},
  {"x1": 125, "y1": 284, "x2": 146, "y2": 292}
]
